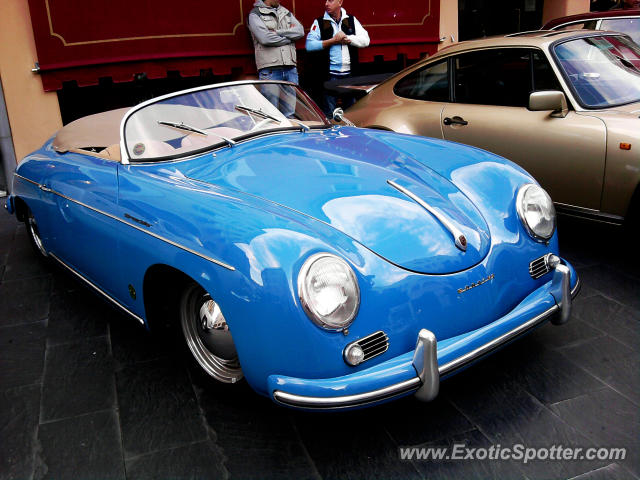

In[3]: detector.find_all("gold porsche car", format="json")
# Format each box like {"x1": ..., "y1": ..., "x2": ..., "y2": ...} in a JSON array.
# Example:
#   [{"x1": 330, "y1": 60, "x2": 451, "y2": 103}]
[{"x1": 345, "y1": 31, "x2": 640, "y2": 226}]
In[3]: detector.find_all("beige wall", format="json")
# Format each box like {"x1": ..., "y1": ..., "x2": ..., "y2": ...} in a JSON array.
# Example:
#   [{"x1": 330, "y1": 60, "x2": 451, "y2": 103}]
[
  {"x1": 542, "y1": 0, "x2": 591, "y2": 24},
  {"x1": 0, "y1": 0, "x2": 62, "y2": 164},
  {"x1": 438, "y1": 0, "x2": 459, "y2": 51}
]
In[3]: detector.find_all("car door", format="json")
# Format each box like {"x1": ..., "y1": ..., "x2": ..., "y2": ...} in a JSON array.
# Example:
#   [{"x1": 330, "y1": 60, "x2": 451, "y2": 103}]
[
  {"x1": 378, "y1": 59, "x2": 449, "y2": 138},
  {"x1": 40, "y1": 152, "x2": 124, "y2": 299},
  {"x1": 439, "y1": 48, "x2": 607, "y2": 210}
]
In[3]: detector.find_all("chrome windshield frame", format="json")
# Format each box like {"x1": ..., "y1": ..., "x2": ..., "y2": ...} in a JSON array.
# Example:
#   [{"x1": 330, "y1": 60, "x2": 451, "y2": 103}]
[{"x1": 119, "y1": 80, "x2": 330, "y2": 165}]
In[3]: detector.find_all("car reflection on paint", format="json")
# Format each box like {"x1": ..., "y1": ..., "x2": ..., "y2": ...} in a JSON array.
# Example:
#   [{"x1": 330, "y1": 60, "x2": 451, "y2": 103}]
[{"x1": 346, "y1": 31, "x2": 640, "y2": 229}]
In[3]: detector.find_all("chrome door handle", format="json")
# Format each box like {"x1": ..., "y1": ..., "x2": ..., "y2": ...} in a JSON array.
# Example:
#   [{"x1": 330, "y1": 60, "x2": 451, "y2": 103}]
[{"x1": 443, "y1": 116, "x2": 468, "y2": 126}]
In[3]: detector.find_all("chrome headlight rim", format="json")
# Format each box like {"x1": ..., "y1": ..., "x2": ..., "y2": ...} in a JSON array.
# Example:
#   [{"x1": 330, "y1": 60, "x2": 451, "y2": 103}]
[
  {"x1": 516, "y1": 183, "x2": 556, "y2": 242},
  {"x1": 297, "y1": 252, "x2": 360, "y2": 332}
]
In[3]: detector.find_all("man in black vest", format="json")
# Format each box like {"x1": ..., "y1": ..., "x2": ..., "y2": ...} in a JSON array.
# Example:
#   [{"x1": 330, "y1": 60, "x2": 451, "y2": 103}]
[{"x1": 305, "y1": 0, "x2": 370, "y2": 115}]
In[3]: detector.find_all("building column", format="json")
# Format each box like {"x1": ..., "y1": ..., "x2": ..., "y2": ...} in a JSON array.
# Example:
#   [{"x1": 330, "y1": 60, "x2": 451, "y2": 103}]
[
  {"x1": 0, "y1": 0, "x2": 62, "y2": 166},
  {"x1": 438, "y1": 0, "x2": 459, "y2": 51},
  {"x1": 542, "y1": 0, "x2": 591, "y2": 24}
]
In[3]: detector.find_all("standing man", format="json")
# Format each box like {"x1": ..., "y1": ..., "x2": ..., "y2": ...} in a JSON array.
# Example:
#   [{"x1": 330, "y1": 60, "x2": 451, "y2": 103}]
[
  {"x1": 306, "y1": 0, "x2": 370, "y2": 115},
  {"x1": 248, "y1": 0, "x2": 304, "y2": 84}
]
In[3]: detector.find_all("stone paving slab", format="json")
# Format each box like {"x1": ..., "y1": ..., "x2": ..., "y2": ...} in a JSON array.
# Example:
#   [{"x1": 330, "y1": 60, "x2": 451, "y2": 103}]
[{"x1": 0, "y1": 212, "x2": 638, "y2": 480}]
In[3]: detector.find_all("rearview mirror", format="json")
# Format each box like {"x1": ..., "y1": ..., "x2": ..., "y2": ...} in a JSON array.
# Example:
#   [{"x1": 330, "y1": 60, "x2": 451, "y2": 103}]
[{"x1": 528, "y1": 91, "x2": 568, "y2": 118}]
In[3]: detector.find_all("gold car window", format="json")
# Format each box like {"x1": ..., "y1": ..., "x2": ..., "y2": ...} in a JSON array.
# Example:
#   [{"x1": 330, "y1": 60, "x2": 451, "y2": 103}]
[
  {"x1": 554, "y1": 35, "x2": 640, "y2": 108},
  {"x1": 393, "y1": 60, "x2": 450, "y2": 102},
  {"x1": 454, "y1": 48, "x2": 532, "y2": 107},
  {"x1": 533, "y1": 51, "x2": 563, "y2": 91}
]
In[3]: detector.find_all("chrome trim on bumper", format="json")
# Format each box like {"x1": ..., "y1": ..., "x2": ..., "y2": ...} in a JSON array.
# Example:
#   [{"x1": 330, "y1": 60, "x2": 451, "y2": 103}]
[
  {"x1": 273, "y1": 377, "x2": 421, "y2": 409},
  {"x1": 412, "y1": 329, "x2": 439, "y2": 402},
  {"x1": 550, "y1": 264, "x2": 571, "y2": 325},
  {"x1": 273, "y1": 273, "x2": 580, "y2": 410}
]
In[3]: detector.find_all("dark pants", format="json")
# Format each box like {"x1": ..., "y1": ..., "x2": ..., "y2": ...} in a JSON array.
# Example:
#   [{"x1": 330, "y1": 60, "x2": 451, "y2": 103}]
[{"x1": 324, "y1": 72, "x2": 355, "y2": 116}]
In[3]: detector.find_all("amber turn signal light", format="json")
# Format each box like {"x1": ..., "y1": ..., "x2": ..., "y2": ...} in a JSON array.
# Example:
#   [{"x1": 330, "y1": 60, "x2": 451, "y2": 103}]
[{"x1": 620, "y1": 143, "x2": 632, "y2": 150}]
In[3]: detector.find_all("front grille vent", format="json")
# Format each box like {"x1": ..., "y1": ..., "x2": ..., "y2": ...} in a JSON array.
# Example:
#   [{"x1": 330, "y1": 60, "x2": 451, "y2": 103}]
[
  {"x1": 529, "y1": 254, "x2": 552, "y2": 279},
  {"x1": 354, "y1": 330, "x2": 389, "y2": 362}
]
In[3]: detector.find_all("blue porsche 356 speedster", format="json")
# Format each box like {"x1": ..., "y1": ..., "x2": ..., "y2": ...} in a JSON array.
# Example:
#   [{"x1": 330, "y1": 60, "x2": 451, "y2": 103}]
[{"x1": 6, "y1": 80, "x2": 579, "y2": 409}]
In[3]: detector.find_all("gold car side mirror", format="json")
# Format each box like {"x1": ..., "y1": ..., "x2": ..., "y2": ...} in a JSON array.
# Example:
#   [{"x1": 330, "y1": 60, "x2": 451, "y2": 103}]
[{"x1": 528, "y1": 91, "x2": 568, "y2": 118}]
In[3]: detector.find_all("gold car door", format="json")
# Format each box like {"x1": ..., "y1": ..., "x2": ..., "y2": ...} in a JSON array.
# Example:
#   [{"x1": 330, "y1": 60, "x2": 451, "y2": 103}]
[
  {"x1": 440, "y1": 104, "x2": 606, "y2": 209},
  {"x1": 438, "y1": 48, "x2": 607, "y2": 210}
]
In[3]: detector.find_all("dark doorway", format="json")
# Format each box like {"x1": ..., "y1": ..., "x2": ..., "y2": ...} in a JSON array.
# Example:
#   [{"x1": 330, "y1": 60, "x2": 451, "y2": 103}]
[{"x1": 458, "y1": 0, "x2": 545, "y2": 41}]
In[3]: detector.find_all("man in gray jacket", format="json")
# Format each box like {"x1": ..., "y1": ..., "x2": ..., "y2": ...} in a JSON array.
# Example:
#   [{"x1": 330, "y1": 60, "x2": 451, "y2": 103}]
[{"x1": 248, "y1": 0, "x2": 304, "y2": 84}]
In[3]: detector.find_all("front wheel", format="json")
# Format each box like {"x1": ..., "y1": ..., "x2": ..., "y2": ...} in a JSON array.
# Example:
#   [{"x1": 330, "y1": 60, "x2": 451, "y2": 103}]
[
  {"x1": 179, "y1": 283, "x2": 243, "y2": 383},
  {"x1": 24, "y1": 207, "x2": 48, "y2": 257}
]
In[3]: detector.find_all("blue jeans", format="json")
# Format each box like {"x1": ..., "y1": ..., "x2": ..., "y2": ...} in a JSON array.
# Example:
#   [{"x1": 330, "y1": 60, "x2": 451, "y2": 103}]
[
  {"x1": 258, "y1": 66, "x2": 298, "y2": 118},
  {"x1": 258, "y1": 65, "x2": 299, "y2": 83},
  {"x1": 324, "y1": 72, "x2": 355, "y2": 117}
]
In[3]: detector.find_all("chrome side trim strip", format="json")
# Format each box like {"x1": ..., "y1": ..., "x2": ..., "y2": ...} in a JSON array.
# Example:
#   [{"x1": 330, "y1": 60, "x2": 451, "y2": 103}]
[
  {"x1": 387, "y1": 179, "x2": 468, "y2": 251},
  {"x1": 15, "y1": 175, "x2": 235, "y2": 271},
  {"x1": 273, "y1": 278, "x2": 580, "y2": 410},
  {"x1": 49, "y1": 253, "x2": 145, "y2": 325},
  {"x1": 554, "y1": 202, "x2": 624, "y2": 225},
  {"x1": 15, "y1": 173, "x2": 39, "y2": 187}
]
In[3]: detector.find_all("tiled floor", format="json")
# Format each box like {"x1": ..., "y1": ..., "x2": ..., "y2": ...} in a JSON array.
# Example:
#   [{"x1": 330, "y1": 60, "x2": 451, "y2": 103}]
[{"x1": 1, "y1": 209, "x2": 638, "y2": 480}]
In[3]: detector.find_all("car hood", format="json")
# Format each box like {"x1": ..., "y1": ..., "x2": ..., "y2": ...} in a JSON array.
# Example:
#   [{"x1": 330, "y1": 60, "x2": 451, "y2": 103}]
[{"x1": 180, "y1": 128, "x2": 492, "y2": 274}]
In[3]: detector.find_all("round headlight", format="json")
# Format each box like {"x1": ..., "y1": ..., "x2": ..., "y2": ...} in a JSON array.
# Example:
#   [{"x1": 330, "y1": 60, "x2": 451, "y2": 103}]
[
  {"x1": 517, "y1": 184, "x2": 556, "y2": 241},
  {"x1": 298, "y1": 253, "x2": 360, "y2": 331}
]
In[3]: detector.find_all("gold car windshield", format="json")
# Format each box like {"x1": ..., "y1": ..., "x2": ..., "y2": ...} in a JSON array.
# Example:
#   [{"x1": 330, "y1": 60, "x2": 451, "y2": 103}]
[
  {"x1": 123, "y1": 82, "x2": 329, "y2": 161},
  {"x1": 555, "y1": 35, "x2": 640, "y2": 108}
]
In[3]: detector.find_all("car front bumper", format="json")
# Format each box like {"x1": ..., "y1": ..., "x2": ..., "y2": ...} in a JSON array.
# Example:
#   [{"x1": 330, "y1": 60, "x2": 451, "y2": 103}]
[{"x1": 269, "y1": 261, "x2": 579, "y2": 410}]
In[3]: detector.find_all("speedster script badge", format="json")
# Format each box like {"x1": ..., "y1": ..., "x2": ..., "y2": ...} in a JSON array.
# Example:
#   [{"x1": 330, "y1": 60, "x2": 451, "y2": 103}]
[{"x1": 457, "y1": 274, "x2": 495, "y2": 294}]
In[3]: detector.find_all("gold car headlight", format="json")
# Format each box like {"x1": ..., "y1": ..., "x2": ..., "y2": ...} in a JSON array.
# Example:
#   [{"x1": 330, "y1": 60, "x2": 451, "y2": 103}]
[
  {"x1": 517, "y1": 184, "x2": 556, "y2": 241},
  {"x1": 298, "y1": 253, "x2": 360, "y2": 331}
]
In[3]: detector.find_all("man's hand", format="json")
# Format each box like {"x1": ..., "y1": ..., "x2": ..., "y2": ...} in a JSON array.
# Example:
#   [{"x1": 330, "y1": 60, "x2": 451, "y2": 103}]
[{"x1": 333, "y1": 31, "x2": 351, "y2": 45}]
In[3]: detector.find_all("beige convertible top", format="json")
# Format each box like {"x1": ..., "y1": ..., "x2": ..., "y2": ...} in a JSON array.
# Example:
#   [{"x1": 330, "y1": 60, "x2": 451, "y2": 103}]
[{"x1": 52, "y1": 107, "x2": 129, "y2": 161}]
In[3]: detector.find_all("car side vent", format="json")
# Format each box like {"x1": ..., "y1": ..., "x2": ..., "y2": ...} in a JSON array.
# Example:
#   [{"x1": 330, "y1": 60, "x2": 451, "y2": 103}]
[
  {"x1": 359, "y1": 331, "x2": 389, "y2": 361},
  {"x1": 529, "y1": 254, "x2": 552, "y2": 279}
]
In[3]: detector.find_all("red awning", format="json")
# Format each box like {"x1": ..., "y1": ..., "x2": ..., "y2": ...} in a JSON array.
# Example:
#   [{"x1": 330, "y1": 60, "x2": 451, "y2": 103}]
[{"x1": 28, "y1": 0, "x2": 440, "y2": 90}]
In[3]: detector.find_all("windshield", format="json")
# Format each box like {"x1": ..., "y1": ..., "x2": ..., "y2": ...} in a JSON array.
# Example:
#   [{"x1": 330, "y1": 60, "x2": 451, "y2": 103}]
[
  {"x1": 123, "y1": 81, "x2": 329, "y2": 161},
  {"x1": 554, "y1": 35, "x2": 640, "y2": 108}
]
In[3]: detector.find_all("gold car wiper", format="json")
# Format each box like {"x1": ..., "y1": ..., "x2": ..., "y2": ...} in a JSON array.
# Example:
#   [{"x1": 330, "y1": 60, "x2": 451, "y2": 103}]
[
  {"x1": 235, "y1": 105, "x2": 281, "y2": 123},
  {"x1": 158, "y1": 120, "x2": 236, "y2": 147}
]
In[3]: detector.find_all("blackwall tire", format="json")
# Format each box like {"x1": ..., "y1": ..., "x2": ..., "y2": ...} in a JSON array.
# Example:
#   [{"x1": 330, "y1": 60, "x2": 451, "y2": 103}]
[{"x1": 179, "y1": 283, "x2": 243, "y2": 384}]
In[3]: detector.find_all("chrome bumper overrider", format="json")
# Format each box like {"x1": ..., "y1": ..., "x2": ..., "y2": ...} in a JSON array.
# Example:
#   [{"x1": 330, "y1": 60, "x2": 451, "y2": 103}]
[{"x1": 273, "y1": 264, "x2": 580, "y2": 410}]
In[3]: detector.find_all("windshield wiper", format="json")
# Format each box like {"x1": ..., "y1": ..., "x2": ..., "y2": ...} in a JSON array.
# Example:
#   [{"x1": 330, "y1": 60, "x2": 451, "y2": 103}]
[
  {"x1": 235, "y1": 105, "x2": 281, "y2": 123},
  {"x1": 158, "y1": 120, "x2": 208, "y2": 136},
  {"x1": 614, "y1": 54, "x2": 640, "y2": 72},
  {"x1": 288, "y1": 118, "x2": 310, "y2": 132},
  {"x1": 158, "y1": 120, "x2": 236, "y2": 147}
]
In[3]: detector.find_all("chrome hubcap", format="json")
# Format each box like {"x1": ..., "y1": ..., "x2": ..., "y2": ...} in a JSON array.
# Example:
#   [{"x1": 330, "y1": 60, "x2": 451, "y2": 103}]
[
  {"x1": 180, "y1": 286, "x2": 242, "y2": 383},
  {"x1": 27, "y1": 214, "x2": 47, "y2": 256},
  {"x1": 197, "y1": 298, "x2": 238, "y2": 361}
]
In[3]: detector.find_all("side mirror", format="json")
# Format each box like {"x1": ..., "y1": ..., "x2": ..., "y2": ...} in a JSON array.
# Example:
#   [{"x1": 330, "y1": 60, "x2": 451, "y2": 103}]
[
  {"x1": 332, "y1": 108, "x2": 355, "y2": 126},
  {"x1": 528, "y1": 91, "x2": 568, "y2": 118},
  {"x1": 332, "y1": 107, "x2": 345, "y2": 122}
]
